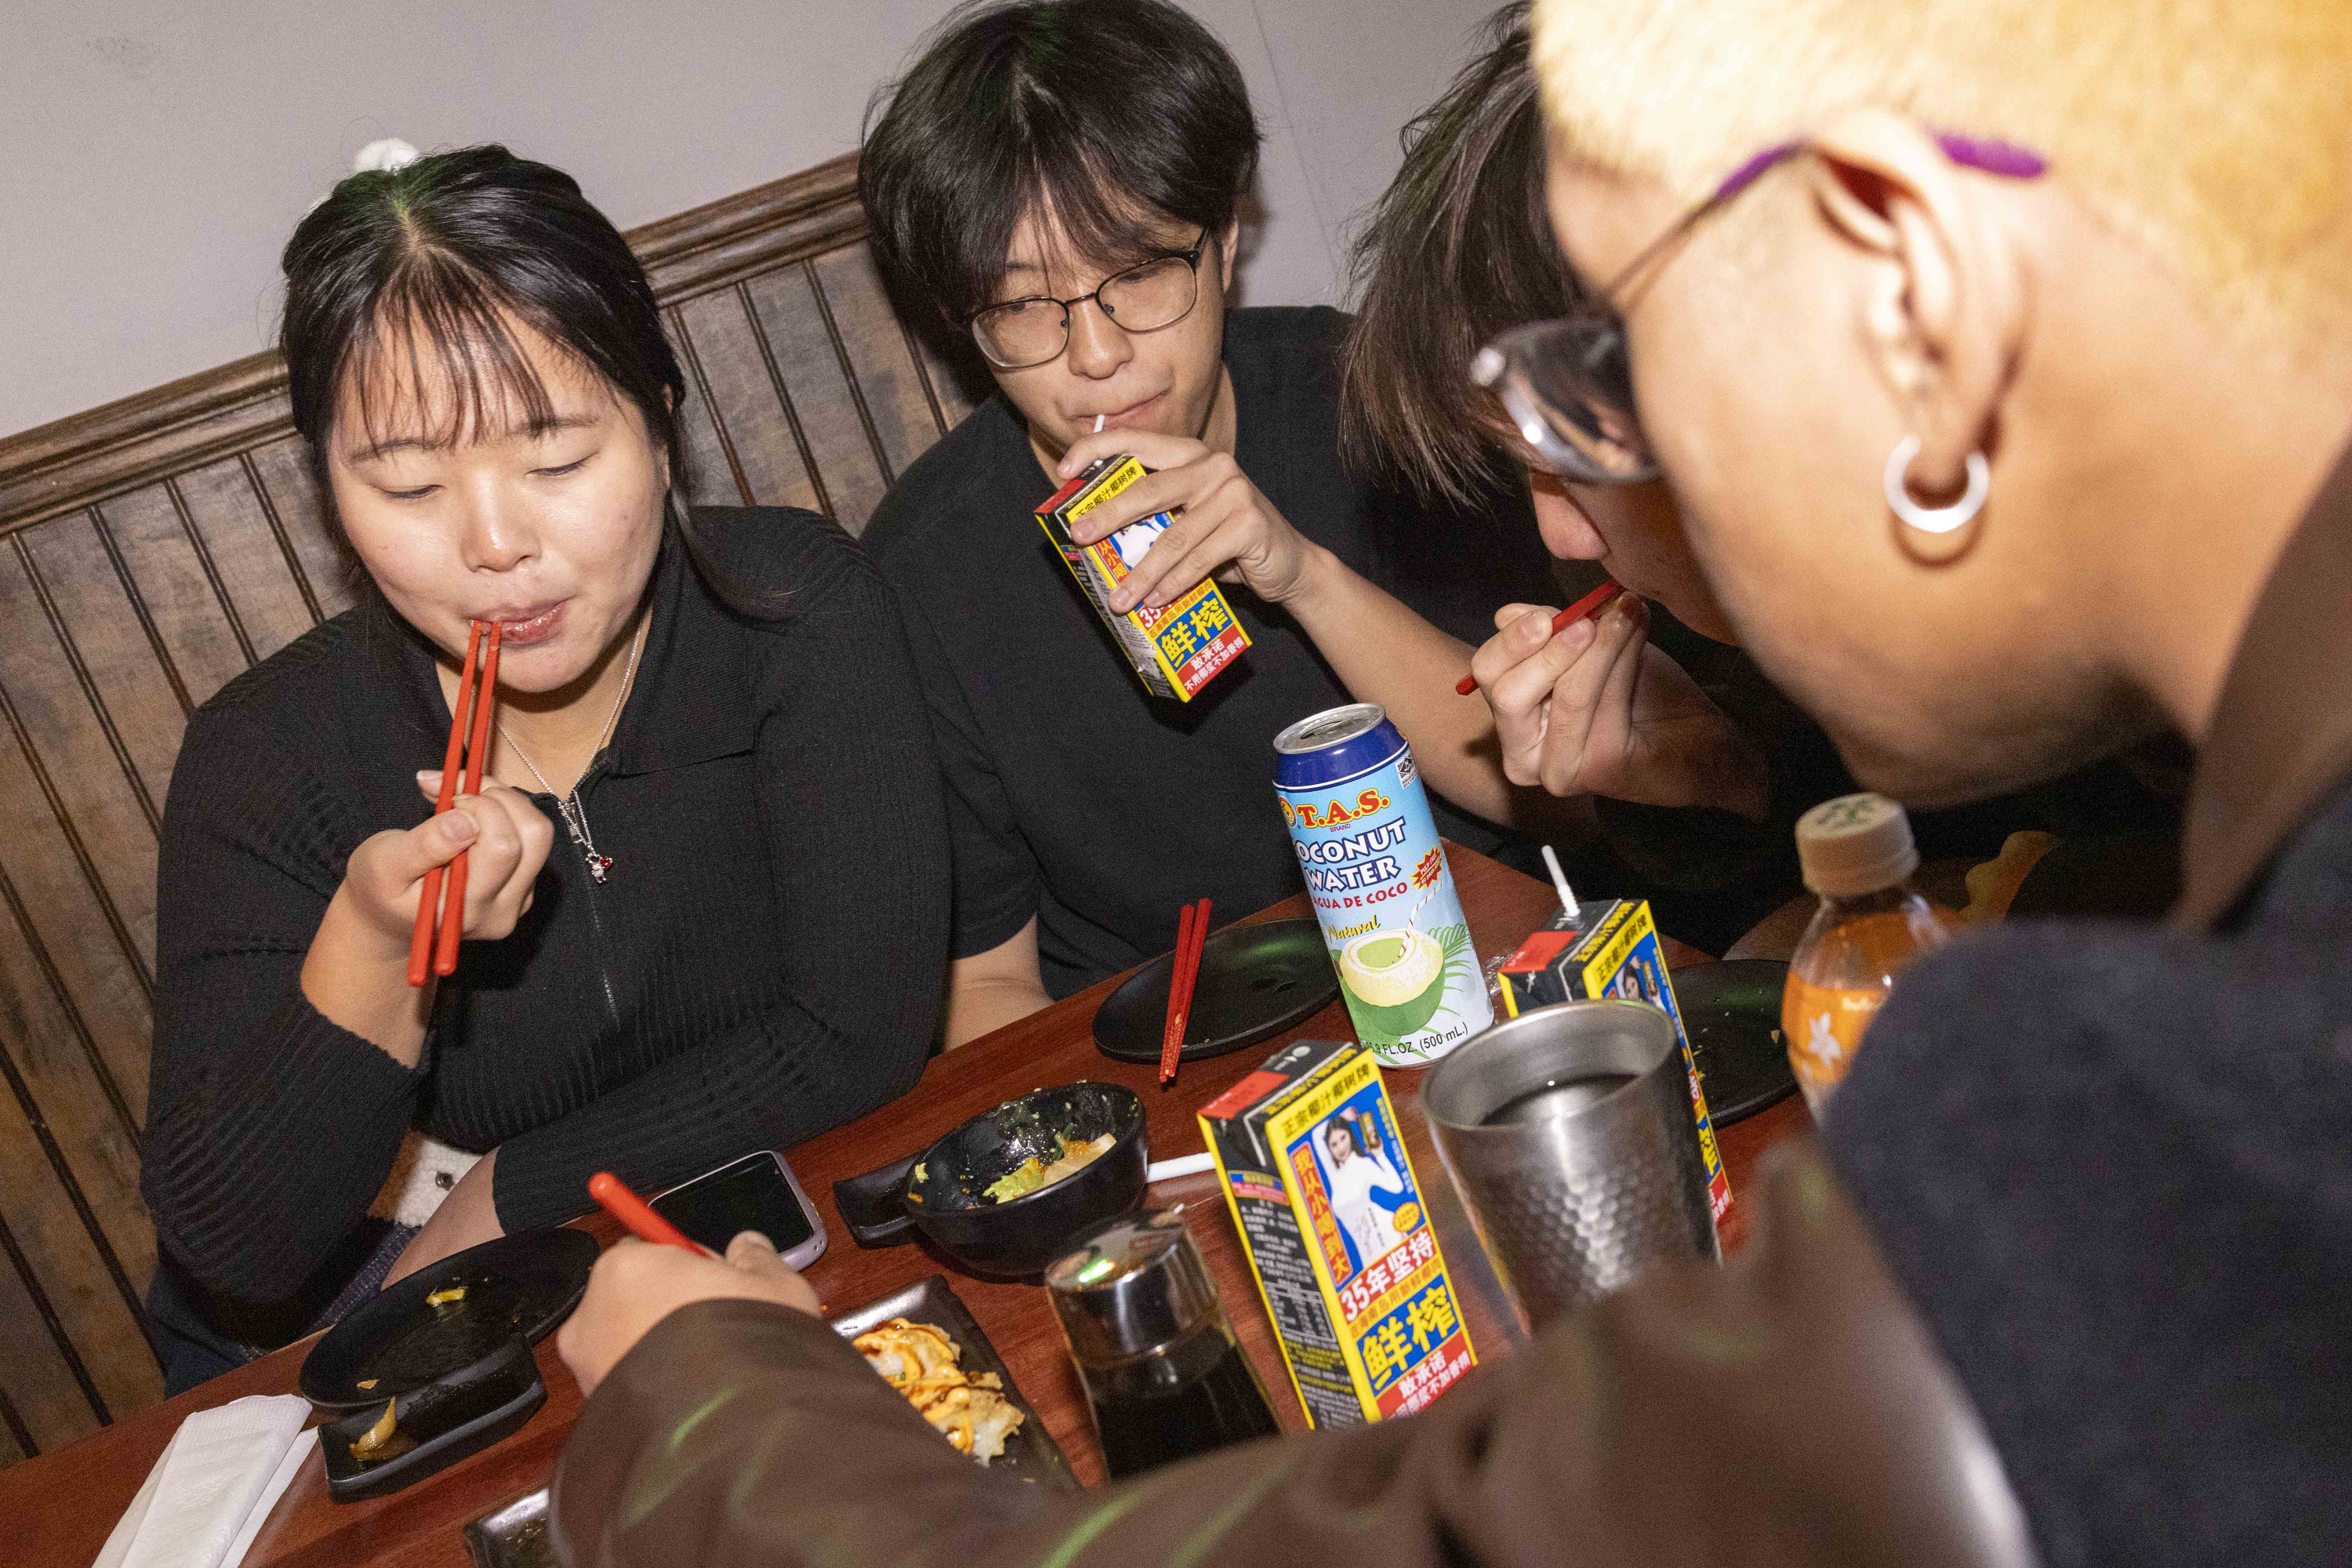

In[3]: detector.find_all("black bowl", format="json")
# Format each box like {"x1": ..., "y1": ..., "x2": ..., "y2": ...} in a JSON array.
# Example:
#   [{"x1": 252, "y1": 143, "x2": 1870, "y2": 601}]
[{"x1": 834, "y1": 1083, "x2": 1148, "y2": 1277}]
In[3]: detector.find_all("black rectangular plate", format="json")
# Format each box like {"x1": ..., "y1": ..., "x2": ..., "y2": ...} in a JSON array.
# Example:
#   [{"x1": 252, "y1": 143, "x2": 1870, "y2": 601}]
[
  {"x1": 830, "y1": 1274, "x2": 1080, "y2": 1490},
  {"x1": 323, "y1": 1338, "x2": 546, "y2": 1503}
]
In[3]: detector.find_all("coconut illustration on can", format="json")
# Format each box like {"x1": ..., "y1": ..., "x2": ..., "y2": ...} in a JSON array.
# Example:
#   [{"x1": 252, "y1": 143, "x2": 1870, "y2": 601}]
[{"x1": 1275, "y1": 704, "x2": 1492, "y2": 1065}]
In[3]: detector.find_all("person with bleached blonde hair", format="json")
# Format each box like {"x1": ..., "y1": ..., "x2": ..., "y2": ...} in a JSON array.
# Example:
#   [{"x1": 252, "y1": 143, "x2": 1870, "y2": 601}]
[{"x1": 538, "y1": 5, "x2": 2350, "y2": 1564}]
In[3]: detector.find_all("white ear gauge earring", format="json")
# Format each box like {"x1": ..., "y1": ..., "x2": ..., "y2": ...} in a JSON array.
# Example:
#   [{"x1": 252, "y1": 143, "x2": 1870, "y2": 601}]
[{"x1": 1885, "y1": 435, "x2": 1991, "y2": 557}]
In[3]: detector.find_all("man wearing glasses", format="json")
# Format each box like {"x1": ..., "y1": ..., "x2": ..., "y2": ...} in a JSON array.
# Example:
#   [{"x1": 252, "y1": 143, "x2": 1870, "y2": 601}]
[{"x1": 856, "y1": 0, "x2": 1567, "y2": 1044}]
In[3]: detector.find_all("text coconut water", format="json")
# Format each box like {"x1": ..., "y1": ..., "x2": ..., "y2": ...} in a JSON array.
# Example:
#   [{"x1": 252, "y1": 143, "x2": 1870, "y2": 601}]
[{"x1": 1273, "y1": 704, "x2": 1492, "y2": 1065}]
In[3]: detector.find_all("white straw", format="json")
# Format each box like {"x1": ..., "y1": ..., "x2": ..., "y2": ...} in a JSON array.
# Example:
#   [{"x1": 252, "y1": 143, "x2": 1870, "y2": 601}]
[
  {"x1": 1541, "y1": 844, "x2": 1579, "y2": 922},
  {"x1": 1094, "y1": 412, "x2": 1105, "y2": 434},
  {"x1": 1147, "y1": 1152, "x2": 1214, "y2": 1183}
]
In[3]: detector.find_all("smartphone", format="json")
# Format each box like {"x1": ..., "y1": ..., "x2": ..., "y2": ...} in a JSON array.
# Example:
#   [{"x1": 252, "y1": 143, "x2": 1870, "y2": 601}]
[{"x1": 651, "y1": 1149, "x2": 827, "y2": 1269}]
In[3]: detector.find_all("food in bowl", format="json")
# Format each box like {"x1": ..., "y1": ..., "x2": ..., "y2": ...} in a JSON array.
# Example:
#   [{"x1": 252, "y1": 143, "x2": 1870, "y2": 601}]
[{"x1": 982, "y1": 1133, "x2": 1116, "y2": 1203}]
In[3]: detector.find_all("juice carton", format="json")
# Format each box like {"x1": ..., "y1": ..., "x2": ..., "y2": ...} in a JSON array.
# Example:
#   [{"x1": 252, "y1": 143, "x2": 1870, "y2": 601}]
[
  {"x1": 1036, "y1": 454, "x2": 1250, "y2": 701},
  {"x1": 1494, "y1": 898, "x2": 1733, "y2": 1226},
  {"x1": 1198, "y1": 1038, "x2": 1477, "y2": 1428}
]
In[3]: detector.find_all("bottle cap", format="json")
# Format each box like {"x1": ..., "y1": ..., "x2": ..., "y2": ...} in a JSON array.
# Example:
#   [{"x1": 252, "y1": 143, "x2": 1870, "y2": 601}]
[
  {"x1": 1795, "y1": 793, "x2": 1919, "y2": 897},
  {"x1": 1044, "y1": 1206, "x2": 1219, "y2": 1364}
]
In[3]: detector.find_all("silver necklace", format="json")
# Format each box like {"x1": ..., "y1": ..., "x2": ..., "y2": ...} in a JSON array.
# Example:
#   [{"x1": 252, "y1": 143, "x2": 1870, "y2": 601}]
[{"x1": 497, "y1": 615, "x2": 648, "y2": 884}]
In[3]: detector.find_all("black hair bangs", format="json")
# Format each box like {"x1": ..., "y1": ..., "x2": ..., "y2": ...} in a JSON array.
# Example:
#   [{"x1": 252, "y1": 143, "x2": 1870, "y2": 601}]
[
  {"x1": 332, "y1": 245, "x2": 573, "y2": 461},
  {"x1": 861, "y1": 0, "x2": 1261, "y2": 322}
]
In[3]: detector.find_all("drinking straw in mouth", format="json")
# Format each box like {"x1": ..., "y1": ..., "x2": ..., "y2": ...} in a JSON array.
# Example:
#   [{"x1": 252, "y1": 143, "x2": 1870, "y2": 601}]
[
  {"x1": 408, "y1": 621, "x2": 500, "y2": 985},
  {"x1": 1094, "y1": 412, "x2": 1105, "y2": 434},
  {"x1": 1455, "y1": 579, "x2": 1628, "y2": 695},
  {"x1": 1540, "y1": 844, "x2": 1580, "y2": 923},
  {"x1": 587, "y1": 1171, "x2": 713, "y2": 1256},
  {"x1": 1160, "y1": 897, "x2": 1211, "y2": 1085}
]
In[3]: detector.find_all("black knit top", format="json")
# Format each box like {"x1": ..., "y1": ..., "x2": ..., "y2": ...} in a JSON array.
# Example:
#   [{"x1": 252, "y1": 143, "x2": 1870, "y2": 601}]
[{"x1": 143, "y1": 508, "x2": 948, "y2": 1306}]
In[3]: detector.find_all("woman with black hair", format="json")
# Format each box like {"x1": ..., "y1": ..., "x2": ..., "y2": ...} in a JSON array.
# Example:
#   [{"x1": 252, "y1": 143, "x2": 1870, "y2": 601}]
[{"x1": 140, "y1": 145, "x2": 948, "y2": 1390}]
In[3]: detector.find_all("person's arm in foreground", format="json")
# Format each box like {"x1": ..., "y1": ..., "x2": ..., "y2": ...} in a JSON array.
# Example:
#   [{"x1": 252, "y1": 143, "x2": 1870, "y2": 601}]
[
  {"x1": 550, "y1": 1145, "x2": 2035, "y2": 1568},
  {"x1": 944, "y1": 917, "x2": 1054, "y2": 1048}
]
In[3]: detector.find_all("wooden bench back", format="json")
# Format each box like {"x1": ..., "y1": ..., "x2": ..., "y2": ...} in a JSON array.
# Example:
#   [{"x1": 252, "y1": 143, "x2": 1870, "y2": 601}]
[{"x1": 0, "y1": 154, "x2": 982, "y2": 1466}]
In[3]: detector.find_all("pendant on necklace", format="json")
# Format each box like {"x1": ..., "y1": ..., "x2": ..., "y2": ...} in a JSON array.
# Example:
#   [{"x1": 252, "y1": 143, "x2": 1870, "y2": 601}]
[{"x1": 586, "y1": 853, "x2": 613, "y2": 884}]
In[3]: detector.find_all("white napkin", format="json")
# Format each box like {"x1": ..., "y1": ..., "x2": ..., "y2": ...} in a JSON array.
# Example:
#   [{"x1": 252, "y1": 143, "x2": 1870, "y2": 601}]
[{"x1": 93, "y1": 1394, "x2": 315, "y2": 1568}]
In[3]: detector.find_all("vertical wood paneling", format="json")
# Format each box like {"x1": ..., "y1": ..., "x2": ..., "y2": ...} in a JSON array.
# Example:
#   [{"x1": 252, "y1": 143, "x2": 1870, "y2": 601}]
[
  {"x1": 670, "y1": 292, "x2": 822, "y2": 514},
  {"x1": 13, "y1": 519, "x2": 187, "y2": 822},
  {"x1": 177, "y1": 459, "x2": 318, "y2": 665},
  {"x1": 809, "y1": 247, "x2": 951, "y2": 477},
  {"x1": 740, "y1": 267, "x2": 891, "y2": 532},
  {"x1": 0, "y1": 1378, "x2": 30, "y2": 1464},
  {"x1": 245, "y1": 435, "x2": 358, "y2": 622},
  {"x1": 0, "y1": 853, "x2": 158, "y2": 1342},
  {"x1": 0, "y1": 1213, "x2": 100, "y2": 1454},
  {"x1": 672, "y1": 367, "x2": 750, "y2": 511},
  {"x1": 0, "y1": 1011, "x2": 161, "y2": 1430},
  {"x1": 0, "y1": 781, "x2": 150, "y2": 1137},
  {"x1": 0, "y1": 552, "x2": 163, "y2": 985},
  {"x1": 912, "y1": 328, "x2": 987, "y2": 433},
  {"x1": 89, "y1": 486, "x2": 252, "y2": 713}
]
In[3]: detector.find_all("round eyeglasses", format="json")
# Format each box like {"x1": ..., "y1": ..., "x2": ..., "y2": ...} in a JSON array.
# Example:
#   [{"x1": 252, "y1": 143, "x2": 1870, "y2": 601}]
[
  {"x1": 967, "y1": 230, "x2": 1209, "y2": 370},
  {"x1": 1472, "y1": 132, "x2": 2049, "y2": 487}
]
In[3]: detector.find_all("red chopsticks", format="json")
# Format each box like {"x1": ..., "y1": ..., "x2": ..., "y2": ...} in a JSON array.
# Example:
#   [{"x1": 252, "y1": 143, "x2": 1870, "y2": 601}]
[
  {"x1": 407, "y1": 620, "x2": 502, "y2": 986},
  {"x1": 1454, "y1": 579, "x2": 1627, "y2": 695},
  {"x1": 1160, "y1": 897, "x2": 1211, "y2": 1084},
  {"x1": 587, "y1": 1171, "x2": 713, "y2": 1256}
]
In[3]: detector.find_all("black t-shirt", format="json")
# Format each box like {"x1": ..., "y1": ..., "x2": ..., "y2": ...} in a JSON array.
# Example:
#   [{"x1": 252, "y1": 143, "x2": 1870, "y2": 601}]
[{"x1": 863, "y1": 307, "x2": 1558, "y2": 996}]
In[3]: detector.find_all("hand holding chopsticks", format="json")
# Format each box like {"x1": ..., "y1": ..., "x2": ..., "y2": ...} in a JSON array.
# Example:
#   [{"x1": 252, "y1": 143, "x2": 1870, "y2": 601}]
[
  {"x1": 1455, "y1": 579, "x2": 1625, "y2": 695},
  {"x1": 408, "y1": 620, "x2": 502, "y2": 986},
  {"x1": 1160, "y1": 896, "x2": 1211, "y2": 1085}
]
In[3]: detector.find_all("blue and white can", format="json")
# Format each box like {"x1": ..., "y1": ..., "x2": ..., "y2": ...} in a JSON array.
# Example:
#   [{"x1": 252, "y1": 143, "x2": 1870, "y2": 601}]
[{"x1": 1274, "y1": 703, "x2": 1493, "y2": 1066}]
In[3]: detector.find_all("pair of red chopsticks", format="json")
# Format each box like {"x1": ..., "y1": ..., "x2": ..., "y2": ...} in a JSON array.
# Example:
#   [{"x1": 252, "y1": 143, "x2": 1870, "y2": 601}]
[
  {"x1": 1160, "y1": 897, "x2": 1213, "y2": 1085},
  {"x1": 407, "y1": 620, "x2": 503, "y2": 986},
  {"x1": 1454, "y1": 579, "x2": 1625, "y2": 695}
]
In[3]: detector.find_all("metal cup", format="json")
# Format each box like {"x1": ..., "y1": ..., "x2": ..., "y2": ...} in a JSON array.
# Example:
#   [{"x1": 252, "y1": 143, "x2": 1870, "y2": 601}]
[{"x1": 1422, "y1": 1000, "x2": 1719, "y2": 1330}]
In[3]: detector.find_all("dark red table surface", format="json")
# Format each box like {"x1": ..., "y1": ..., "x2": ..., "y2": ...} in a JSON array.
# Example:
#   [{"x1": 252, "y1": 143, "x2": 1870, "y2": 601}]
[{"x1": 0, "y1": 844, "x2": 1811, "y2": 1566}]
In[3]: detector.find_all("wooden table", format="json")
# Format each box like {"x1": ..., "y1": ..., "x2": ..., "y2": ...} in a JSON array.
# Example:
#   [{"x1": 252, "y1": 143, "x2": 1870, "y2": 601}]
[{"x1": 2, "y1": 846, "x2": 1811, "y2": 1566}]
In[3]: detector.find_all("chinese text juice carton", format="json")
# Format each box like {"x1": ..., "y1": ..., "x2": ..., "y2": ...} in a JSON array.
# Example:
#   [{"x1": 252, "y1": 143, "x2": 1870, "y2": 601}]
[
  {"x1": 1036, "y1": 454, "x2": 1250, "y2": 701},
  {"x1": 1494, "y1": 897, "x2": 1733, "y2": 1227},
  {"x1": 1199, "y1": 1038, "x2": 1477, "y2": 1428}
]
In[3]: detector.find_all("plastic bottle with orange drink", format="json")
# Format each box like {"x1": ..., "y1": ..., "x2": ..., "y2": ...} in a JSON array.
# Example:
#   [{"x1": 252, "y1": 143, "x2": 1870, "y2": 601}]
[{"x1": 1781, "y1": 793, "x2": 1953, "y2": 1112}]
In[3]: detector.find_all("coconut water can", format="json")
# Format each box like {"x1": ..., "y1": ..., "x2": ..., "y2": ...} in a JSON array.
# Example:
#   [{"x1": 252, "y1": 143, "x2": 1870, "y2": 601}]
[{"x1": 1274, "y1": 703, "x2": 1492, "y2": 1065}]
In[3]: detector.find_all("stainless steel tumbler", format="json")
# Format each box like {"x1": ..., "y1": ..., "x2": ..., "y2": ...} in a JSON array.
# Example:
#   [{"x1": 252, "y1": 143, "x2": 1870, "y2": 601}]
[{"x1": 1422, "y1": 1000, "x2": 1719, "y2": 1330}]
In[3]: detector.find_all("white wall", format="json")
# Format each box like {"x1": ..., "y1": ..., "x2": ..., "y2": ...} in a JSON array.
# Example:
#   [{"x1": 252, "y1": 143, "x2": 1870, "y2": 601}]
[{"x1": 0, "y1": 0, "x2": 1498, "y2": 439}]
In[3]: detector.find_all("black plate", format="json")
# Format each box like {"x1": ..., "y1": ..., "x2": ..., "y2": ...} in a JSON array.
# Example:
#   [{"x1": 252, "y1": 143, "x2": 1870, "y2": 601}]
[
  {"x1": 1670, "y1": 960, "x2": 1799, "y2": 1126},
  {"x1": 831, "y1": 1274, "x2": 1080, "y2": 1490},
  {"x1": 321, "y1": 1337, "x2": 546, "y2": 1503},
  {"x1": 299, "y1": 1227, "x2": 597, "y2": 1413},
  {"x1": 460, "y1": 1278, "x2": 1077, "y2": 1553},
  {"x1": 466, "y1": 1488, "x2": 556, "y2": 1568},
  {"x1": 1094, "y1": 917, "x2": 1338, "y2": 1062}
]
